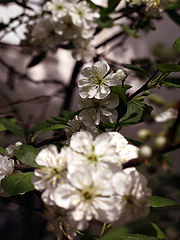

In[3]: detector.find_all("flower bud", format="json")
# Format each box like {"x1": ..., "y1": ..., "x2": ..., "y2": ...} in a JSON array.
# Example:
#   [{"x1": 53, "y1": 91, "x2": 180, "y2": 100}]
[
  {"x1": 137, "y1": 128, "x2": 151, "y2": 141},
  {"x1": 154, "y1": 136, "x2": 167, "y2": 149},
  {"x1": 116, "y1": 69, "x2": 127, "y2": 80},
  {"x1": 139, "y1": 145, "x2": 152, "y2": 159}
]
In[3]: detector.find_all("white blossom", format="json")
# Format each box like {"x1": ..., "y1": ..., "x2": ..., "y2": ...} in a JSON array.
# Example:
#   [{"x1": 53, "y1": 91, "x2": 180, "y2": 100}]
[
  {"x1": 78, "y1": 60, "x2": 127, "y2": 99},
  {"x1": 155, "y1": 108, "x2": 178, "y2": 122},
  {"x1": 72, "y1": 38, "x2": 96, "y2": 62},
  {"x1": 23, "y1": 15, "x2": 63, "y2": 52},
  {"x1": 68, "y1": 130, "x2": 121, "y2": 173},
  {"x1": 53, "y1": 167, "x2": 118, "y2": 230},
  {"x1": 69, "y1": 1, "x2": 99, "y2": 30},
  {"x1": 0, "y1": 154, "x2": 14, "y2": 196},
  {"x1": 109, "y1": 132, "x2": 139, "y2": 163},
  {"x1": 0, "y1": 154, "x2": 14, "y2": 181},
  {"x1": 32, "y1": 145, "x2": 68, "y2": 205},
  {"x1": 112, "y1": 168, "x2": 152, "y2": 225},
  {"x1": 79, "y1": 93, "x2": 119, "y2": 126}
]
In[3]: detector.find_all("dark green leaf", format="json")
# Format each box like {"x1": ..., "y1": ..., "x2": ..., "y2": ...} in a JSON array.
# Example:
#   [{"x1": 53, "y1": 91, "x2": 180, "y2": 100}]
[
  {"x1": 14, "y1": 144, "x2": 40, "y2": 168},
  {"x1": 97, "y1": 17, "x2": 114, "y2": 28},
  {"x1": 30, "y1": 120, "x2": 53, "y2": 133},
  {"x1": 157, "y1": 64, "x2": 180, "y2": 73},
  {"x1": 161, "y1": 77, "x2": 180, "y2": 88},
  {"x1": 86, "y1": 0, "x2": 103, "y2": 9},
  {"x1": 27, "y1": 52, "x2": 46, "y2": 68},
  {"x1": 150, "y1": 223, "x2": 166, "y2": 239},
  {"x1": 173, "y1": 36, "x2": 180, "y2": 53},
  {"x1": 100, "y1": 233, "x2": 160, "y2": 240},
  {"x1": 111, "y1": 85, "x2": 127, "y2": 121},
  {"x1": 118, "y1": 100, "x2": 153, "y2": 127},
  {"x1": 0, "y1": 146, "x2": 5, "y2": 154},
  {"x1": 123, "y1": 64, "x2": 150, "y2": 77},
  {"x1": 1, "y1": 172, "x2": 35, "y2": 195},
  {"x1": 149, "y1": 196, "x2": 179, "y2": 207},
  {"x1": 166, "y1": 10, "x2": 180, "y2": 26},
  {"x1": 32, "y1": 124, "x2": 66, "y2": 141},
  {"x1": 108, "y1": 0, "x2": 120, "y2": 11},
  {"x1": 120, "y1": 25, "x2": 140, "y2": 38},
  {"x1": 0, "y1": 118, "x2": 25, "y2": 139}
]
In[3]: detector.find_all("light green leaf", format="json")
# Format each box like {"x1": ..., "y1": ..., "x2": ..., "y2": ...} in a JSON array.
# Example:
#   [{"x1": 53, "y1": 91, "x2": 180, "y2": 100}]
[
  {"x1": 123, "y1": 64, "x2": 150, "y2": 77},
  {"x1": 111, "y1": 85, "x2": 127, "y2": 121},
  {"x1": 173, "y1": 36, "x2": 180, "y2": 53},
  {"x1": 157, "y1": 64, "x2": 180, "y2": 73},
  {"x1": 1, "y1": 172, "x2": 35, "y2": 195},
  {"x1": 150, "y1": 223, "x2": 166, "y2": 239},
  {"x1": 118, "y1": 100, "x2": 153, "y2": 127},
  {"x1": 14, "y1": 144, "x2": 39, "y2": 168},
  {"x1": 0, "y1": 146, "x2": 5, "y2": 154},
  {"x1": 149, "y1": 196, "x2": 179, "y2": 207},
  {"x1": 0, "y1": 118, "x2": 25, "y2": 139}
]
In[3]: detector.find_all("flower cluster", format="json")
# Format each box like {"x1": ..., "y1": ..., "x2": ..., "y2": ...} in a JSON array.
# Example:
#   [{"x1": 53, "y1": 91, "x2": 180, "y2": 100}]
[
  {"x1": 33, "y1": 130, "x2": 151, "y2": 238},
  {"x1": 126, "y1": 0, "x2": 176, "y2": 13},
  {"x1": 22, "y1": 0, "x2": 99, "y2": 61},
  {"x1": 70, "y1": 60, "x2": 126, "y2": 129}
]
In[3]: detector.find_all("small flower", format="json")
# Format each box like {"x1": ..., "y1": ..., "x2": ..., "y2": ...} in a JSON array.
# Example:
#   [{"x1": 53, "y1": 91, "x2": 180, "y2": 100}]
[
  {"x1": 44, "y1": 0, "x2": 73, "y2": 21},
  {"x1": 4, "y1": 142, "x2": 22, "y2": 158},
  {"x1": 72, "y1": 38, "x2": 96, "y2": 62},
  {"x1": 78, "y1": 60, "x2": 127, "y2": 99},
  {"x1": 112, "y1": 168, "x2": 152, "y2": 224},
  {"x1": 53, "y1": 167, "x2": 117, "y2": 230},
  {"x1": 32, "y1": 145, "x2": 68, "y2": 205},
  {"x1": 68, "y1": 130, "x2": 121, "y2": 173},
  {"x1": 109, "y1": 132, "x2": 139, "y2": 163},
  {"x1": 69, "y1": 1, "x2": 99, "y2": 29},
  {"x1": 79, "y1": 93, "x2": 119, "y2": 126}
]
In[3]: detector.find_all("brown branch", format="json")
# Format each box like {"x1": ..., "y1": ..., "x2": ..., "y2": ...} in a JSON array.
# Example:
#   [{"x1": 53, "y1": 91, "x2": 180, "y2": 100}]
[
  {"x1": 0, "y1": 57, "x2": 66, "y2": 86},
  {"x1": 0, "y1": 92, "x2": 63, "y2": 110}
]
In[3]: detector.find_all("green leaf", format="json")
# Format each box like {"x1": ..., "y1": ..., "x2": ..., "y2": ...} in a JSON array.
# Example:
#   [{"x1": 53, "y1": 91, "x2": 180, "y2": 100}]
[
  {"x1": 0, "y1": 146, "x2": 5, "y2": 154},
  {"x1": 149, "y1": 196, "x2": 179, "y2": 207},
  {"x1": 30, "y1": 120, "x2": 53, "y2": 133},
  {"x1": 120, "y1": 25, "x2": 140, "y2": 38},
  {"x1": 166, "y1": 10, "x2": 180, "y2": 26},
  {"x1": 108, "y1": 0, "x2": 120, "y2": 11},
  {"x1": 150, "y1": 223, "x2": 166, "y2": 239},
  {"x1": 157, "y1": 63, "x2": 180, "y2": 73},
  {"x1": 173, "y1": 36, "x2": 180, "y2": 53},
  {"x1": 118, "y1": 100, "x2": 153, "y2": 127},
  {"x1": 123, "y1": 64, "x2": 150, "y2": 77},
  {"x1": 161, "y1": 77, "x2": 180, "y2": 88},
  {"x1": 97, "y1": 17, "x2": 114, "y2": 28},
  {"x1": 111, "y1": 85, "x2": 127, "y2": 121},
  {"x1": 100, "y1": 233, "x2": 160, "y2": 240},
  {"x1": 1, "y1": 172, "x2": 35, "y2": 195},
  {"x1": 0, "y1": 118, "x2": 25, "y2": 139},
  {"x1": 14, "y1": 144, "x2": 40, "y2": 168},
  {"x1": 31, "y1": 124, "x2": 66, "y2": 141},
  {"x1": 27, "y1": 52, "x2": 46, "y2": 68}
]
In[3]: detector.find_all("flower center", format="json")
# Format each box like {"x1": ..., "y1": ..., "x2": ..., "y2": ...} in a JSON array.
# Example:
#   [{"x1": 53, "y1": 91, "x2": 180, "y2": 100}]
[
  {"x1": 82, "y1": 190, "x2": 92, "y2": 200},
  {"x1": 56, "y1": 5, "x2": 63, "y2": 11}
]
